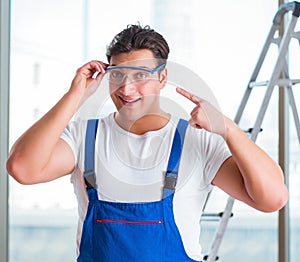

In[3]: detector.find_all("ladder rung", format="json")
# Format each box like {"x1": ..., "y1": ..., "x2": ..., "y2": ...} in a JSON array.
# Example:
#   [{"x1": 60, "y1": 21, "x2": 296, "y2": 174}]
[
  {"x1": 291, "y1": 79, "x2": 300, "y2": 85},
  {"x1": 203, "y1": 255, "x2": 219, "y2": 261},
  {"x1": 292, "y1": 31, "x2": 300, "y2": 40},
  {"x1": 249, "y1": 79, "x2": 300, "y2": 88},
  {"x1": 278, "y1": 79, "x2": 300, "y2": 86},
  {"x1": 271, "y1": 36, "x2": 281, "y2": 45},
  {"x1": 201, "y1": 212, "x2": 233, "y2": 221},
  {"x1": 249, "y1": 80, "x2": 269, "y2": 88},
  {"x1": 244, "y1": 128, "x2": 263, "y2": 134}
]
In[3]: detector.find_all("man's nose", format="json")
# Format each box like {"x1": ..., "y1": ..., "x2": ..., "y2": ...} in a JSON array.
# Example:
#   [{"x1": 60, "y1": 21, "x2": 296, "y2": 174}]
[{"x1": 120, "y1": 76, "x2": 137, "y2": 95}]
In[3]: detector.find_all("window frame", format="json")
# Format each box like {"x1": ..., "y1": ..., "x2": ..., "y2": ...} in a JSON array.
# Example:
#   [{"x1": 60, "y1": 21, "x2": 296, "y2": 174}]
[{"x1": 0, "y1": 0, "x2": 10, "y2": 262}]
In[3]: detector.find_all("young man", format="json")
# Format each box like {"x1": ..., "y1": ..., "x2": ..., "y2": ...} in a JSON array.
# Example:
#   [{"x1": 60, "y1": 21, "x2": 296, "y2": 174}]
[{"x1": 7, "y1": 24, "x2": 288, "y2": 261}]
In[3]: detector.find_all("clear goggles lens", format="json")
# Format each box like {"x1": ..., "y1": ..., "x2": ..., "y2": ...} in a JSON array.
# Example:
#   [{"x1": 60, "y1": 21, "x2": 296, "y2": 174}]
[{"x1": 105, "y1": 64, "x2": 165, "y2": 85}]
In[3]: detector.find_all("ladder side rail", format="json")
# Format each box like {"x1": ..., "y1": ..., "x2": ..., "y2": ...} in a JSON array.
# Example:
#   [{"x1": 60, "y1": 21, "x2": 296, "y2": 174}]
[
  {"x1": 249, "y1": 26, "x2": 279, "y2": 83},
  {"x1": 281, "y1": 61, "x2": 300, "y2": 144},
  {"x1": 252, "y1": 1, "x2": 299, "y2": 82},
  {"x1": 273, "y1": 1, "x2": 300, "y2": 26},
  {"x1": 202, "y1": 190, "x2": 212, "y2": 212},
  {"x1": 234, "y1": 25, "x2": 279, "y2": 124},
  {"x1": 250, "y1": 87, "x2": 277, "y2": 142},
  {"x1": 234, "y1": 87, "x2": 253, "y2": 124},
  {"x1": 235, "y1": 1, "x2": 300, "y2": 125},
  {"x1": 250, "y1": 16, "x2": 298, "y2": 142},
  {"x1": 205, "y1": 197, "x2": 235, "y2": 262},
  {"x1": 287, "y1": 85, "x2": 300, "y2": 144},
  {"x1": 275, "y1": 55, "x2": 300, "y2": 145}
]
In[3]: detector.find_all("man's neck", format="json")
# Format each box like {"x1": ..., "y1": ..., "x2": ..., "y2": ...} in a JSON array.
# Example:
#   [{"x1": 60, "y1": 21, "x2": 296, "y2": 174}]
[{"x1": 114, "y1": 111, "x2": 170, "y2": 135}]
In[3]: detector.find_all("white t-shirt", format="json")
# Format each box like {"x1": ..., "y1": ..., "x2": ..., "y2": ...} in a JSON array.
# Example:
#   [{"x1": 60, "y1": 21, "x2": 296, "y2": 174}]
[{"x1": 61, "y1": 113, "x2": 231, "y2": 261}]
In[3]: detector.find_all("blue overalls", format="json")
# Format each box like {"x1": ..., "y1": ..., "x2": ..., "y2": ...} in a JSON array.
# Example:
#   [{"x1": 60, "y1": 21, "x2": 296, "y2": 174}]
[{"x1": 77, "y1": 119, "x2": 201, "y2": 262}]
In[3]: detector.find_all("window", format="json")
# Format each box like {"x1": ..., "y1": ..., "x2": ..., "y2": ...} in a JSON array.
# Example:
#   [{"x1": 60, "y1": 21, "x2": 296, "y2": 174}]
[{"x1": 7, "y1": 0, "x2": 298, "y2": 261}]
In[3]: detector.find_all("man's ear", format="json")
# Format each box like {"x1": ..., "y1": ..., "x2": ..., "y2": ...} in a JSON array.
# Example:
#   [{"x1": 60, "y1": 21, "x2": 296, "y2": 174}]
[{"x1": 159, "y1": 68, "x2": 168, "y2": 89}]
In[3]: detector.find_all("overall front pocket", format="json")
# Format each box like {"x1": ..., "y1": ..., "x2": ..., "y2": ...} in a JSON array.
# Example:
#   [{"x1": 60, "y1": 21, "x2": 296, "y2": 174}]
[{"x1": 95, "y1": 219, "x2": 163, "y2": 225}]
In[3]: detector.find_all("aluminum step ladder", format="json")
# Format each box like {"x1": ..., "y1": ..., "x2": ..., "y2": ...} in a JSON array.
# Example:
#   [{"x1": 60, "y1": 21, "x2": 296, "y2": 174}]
[{"x1": 202, "y1": 2, "x2": 300, "y2": 261}]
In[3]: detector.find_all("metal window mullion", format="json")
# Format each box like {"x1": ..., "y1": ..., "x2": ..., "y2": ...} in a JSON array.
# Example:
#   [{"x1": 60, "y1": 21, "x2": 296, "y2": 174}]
[
  {"x1": 0, "y1": 0, "x2": 10, "y2": 262},
  {"x1": 277, "y1": 1, "x2": 290, "y2": 262},
  {"x1": 278, "y1": 86, "x2": 290, "y2": 262}
]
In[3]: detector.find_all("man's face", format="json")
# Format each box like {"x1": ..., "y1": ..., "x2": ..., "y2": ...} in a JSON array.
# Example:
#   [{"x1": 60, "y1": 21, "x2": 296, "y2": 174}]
[{"x1": 108, "y1": 49, "x2": 167, "y2": 122}]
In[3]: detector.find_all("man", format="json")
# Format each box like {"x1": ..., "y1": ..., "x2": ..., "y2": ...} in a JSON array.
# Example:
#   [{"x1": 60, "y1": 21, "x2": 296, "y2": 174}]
[{"x1": 7, "y1": 24, "x2": 288, "y2": 261}]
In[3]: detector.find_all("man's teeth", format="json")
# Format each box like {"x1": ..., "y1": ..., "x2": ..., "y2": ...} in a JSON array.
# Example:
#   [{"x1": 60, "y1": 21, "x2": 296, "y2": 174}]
[{"x1": 121, "y1": 97, "x2": 140, "y2": 103}]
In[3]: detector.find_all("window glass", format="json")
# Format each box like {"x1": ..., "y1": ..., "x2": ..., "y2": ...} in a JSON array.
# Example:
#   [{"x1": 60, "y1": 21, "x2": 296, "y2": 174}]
[
  {"x1": 9, "y1": 1, "x2": 83, "y2": 261},
  {"x1": 9, "y1": 0, "x2": 298, "y2": 261}
]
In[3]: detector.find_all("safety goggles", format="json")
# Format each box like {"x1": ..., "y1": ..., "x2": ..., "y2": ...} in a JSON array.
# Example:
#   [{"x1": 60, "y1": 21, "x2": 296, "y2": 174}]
[{"x1": 105, "y1": 63, "x2": 166, "y2": 85}]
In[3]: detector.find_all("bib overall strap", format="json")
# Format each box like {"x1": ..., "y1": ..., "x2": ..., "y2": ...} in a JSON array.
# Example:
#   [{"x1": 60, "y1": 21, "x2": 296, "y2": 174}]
[
  {"x1": 163, "y1": 119, "x2": 188, "y2": 198},
  {"x1": 84, "y1": 119, "x2": 99, "y2": 199}
]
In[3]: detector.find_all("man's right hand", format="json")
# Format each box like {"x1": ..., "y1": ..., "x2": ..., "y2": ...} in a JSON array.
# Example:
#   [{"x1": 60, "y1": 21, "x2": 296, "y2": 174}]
[{"x1": 69, "y1": 60, "x2": 108, "y2": 106}]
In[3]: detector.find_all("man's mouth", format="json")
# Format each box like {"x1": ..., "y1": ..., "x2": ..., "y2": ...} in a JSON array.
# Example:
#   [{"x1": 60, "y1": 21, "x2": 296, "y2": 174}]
[{"x1": 118, "y1": 96, "x2": 142, "y2": 105}]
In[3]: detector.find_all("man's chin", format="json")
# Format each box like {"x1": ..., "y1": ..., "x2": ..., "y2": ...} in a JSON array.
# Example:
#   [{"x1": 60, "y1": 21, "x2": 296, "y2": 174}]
[
  {"x1": 117, "y1": 108, "x2": 154, "y2": 123},
  {"x1": 117, "y1": 110, "x2": 143, "y2": 122}
]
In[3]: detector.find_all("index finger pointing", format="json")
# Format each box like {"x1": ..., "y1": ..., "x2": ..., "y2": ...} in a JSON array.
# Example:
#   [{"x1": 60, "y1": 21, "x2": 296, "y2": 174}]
[{"x1": 176, "y1": 87, "x2": 201, "y2": 105}]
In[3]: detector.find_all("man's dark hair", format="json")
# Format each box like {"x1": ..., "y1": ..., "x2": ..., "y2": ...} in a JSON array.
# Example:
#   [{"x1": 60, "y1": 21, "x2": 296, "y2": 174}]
[{"x1": 106, "y1": 24, "x2": 170, "y2": 64}]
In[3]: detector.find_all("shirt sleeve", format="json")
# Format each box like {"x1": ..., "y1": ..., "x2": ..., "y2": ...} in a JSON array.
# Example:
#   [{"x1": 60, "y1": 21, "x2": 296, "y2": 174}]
[
  {"x1": 202, "y1": 132, "x2": 232, "y2": 186},
  {"x1": 60, "y1": 119, "x2": 87, "y2": 168}
]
